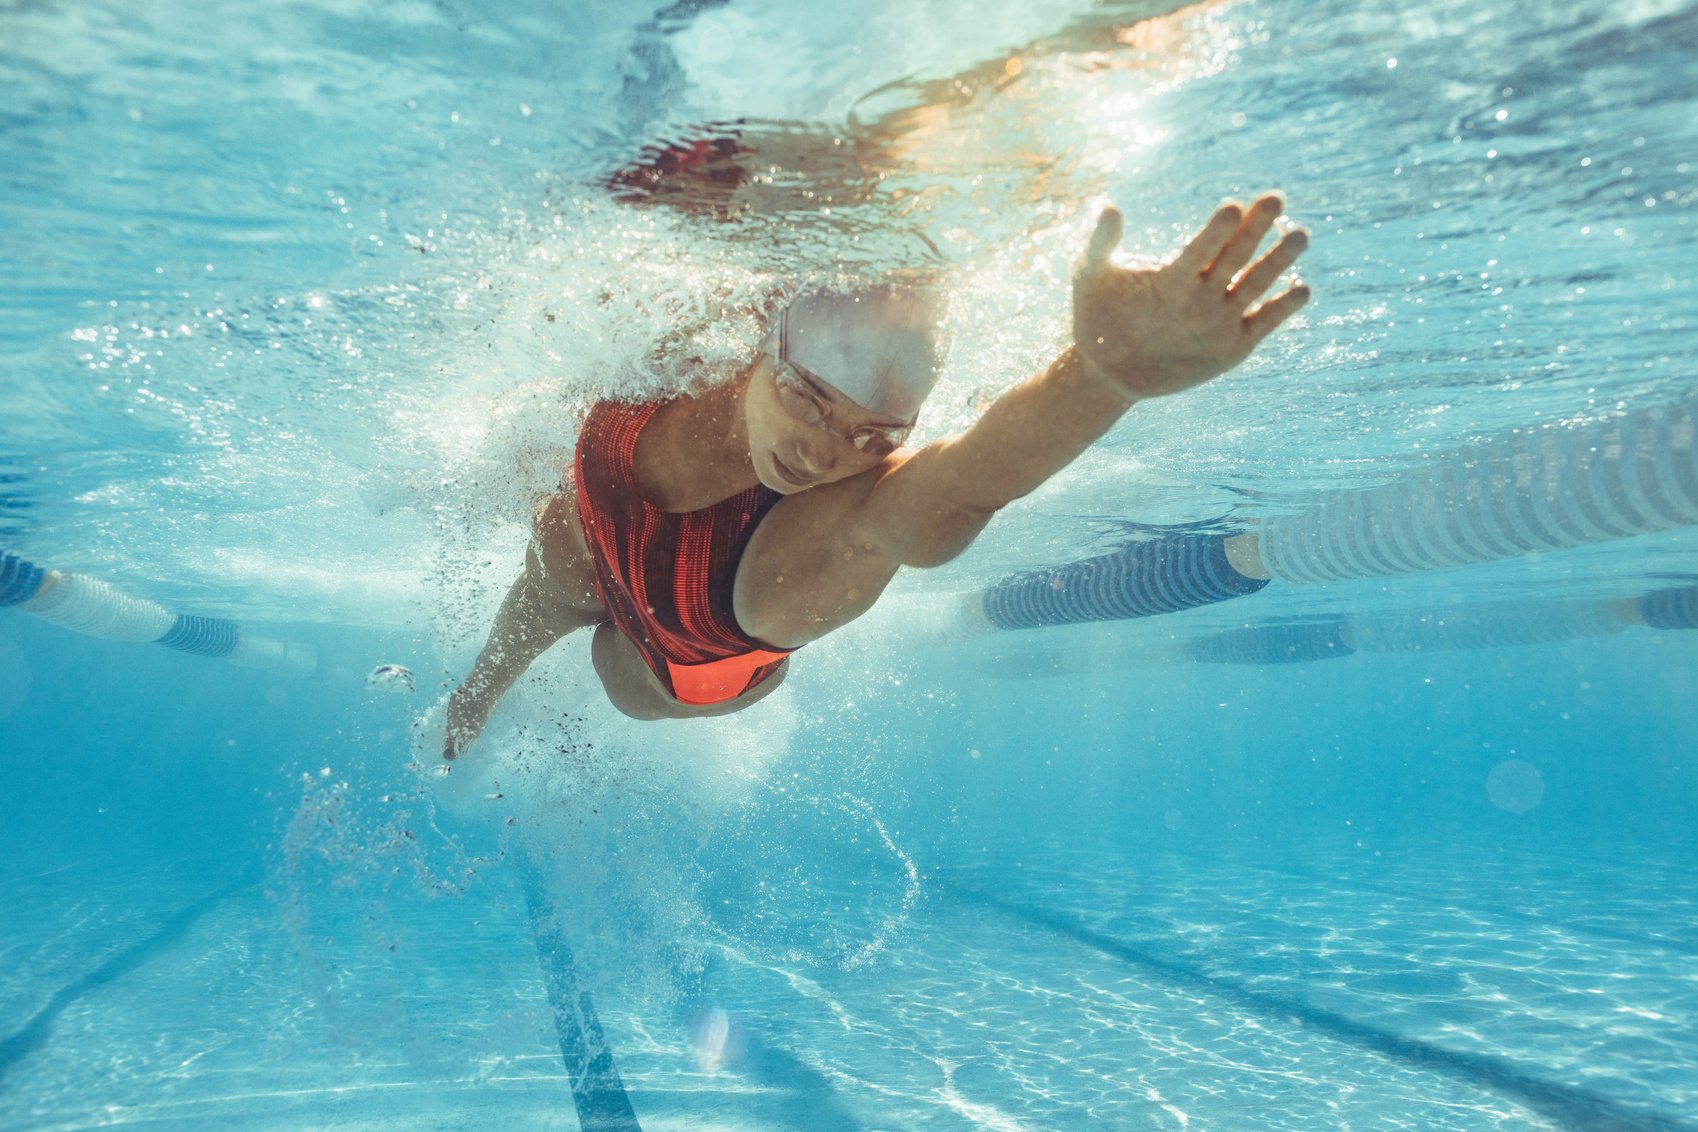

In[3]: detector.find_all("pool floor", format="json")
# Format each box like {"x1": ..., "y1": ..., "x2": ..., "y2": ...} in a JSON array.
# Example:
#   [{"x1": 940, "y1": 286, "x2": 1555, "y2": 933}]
[{"x1": 4, "y1": 834, "x2": 1692, "y2": 1130}]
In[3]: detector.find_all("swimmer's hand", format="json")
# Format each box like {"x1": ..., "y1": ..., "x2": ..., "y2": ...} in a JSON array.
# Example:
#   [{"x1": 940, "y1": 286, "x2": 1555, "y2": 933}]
[
  {"x1": 443, "y1": 684, "x2": 486, "y2": 761},
  {"x1": 1072, "y1": 194, "x2": 1310, "y2": 399}
]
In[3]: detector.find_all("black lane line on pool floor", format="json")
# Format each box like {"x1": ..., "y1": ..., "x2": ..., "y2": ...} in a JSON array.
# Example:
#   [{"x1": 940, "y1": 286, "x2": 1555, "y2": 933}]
[
  {"x1": 951, "y1": 884, "x2": 1697, "y2": 1132},
  {"x1": 1101, "y1": 837, "x2": 1698, "y2": 961},
  {"x1": 519, "y1": 855, "x2": 642, "y2": 1132},
  {"x1": 0, "y1": 876, "x2": 251, "y2": 1083}
]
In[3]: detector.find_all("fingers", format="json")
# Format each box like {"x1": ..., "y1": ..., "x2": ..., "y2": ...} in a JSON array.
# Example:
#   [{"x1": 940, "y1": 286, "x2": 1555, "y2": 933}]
[
  {"x1": 1173, "y1": 201, "x2": 1245, "y2": 275},
  {"x1": 1228, "y1": 228, "x2": 1308, "y2": 305},
  {"x1": 1207, "y1": 193, "x2": 1283, "y2": 284},
  {"x1": 1078, "y1": 206, "x2": 1125, "y2": 277},
  {"x1": 1245, "y1": 283, "x2": 1312, "y2": 343}
]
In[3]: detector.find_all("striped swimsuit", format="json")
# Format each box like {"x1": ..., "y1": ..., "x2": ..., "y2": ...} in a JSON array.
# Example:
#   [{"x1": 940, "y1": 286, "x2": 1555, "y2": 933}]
[{"x1": 572, "y1": 399, "x2": 793, "y2": 706}]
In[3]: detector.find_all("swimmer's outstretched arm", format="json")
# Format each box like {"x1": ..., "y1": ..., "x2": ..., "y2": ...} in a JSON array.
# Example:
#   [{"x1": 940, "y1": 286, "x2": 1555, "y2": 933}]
[
  {"x1": 862, "y1": 195, "x2": 1310, "y2": 567},
  {"x1": 443, "y1": 545, "x2": 598, "y2": 759}
]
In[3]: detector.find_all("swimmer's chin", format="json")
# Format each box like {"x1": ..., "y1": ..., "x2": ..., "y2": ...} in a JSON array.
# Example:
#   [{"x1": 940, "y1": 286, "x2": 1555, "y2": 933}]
[{"x1": 760, "y1": 450, "x2": 823, "y2": 494}]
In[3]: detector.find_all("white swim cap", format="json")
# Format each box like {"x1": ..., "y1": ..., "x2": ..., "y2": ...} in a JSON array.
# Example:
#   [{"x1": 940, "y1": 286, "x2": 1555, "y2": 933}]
[{"x1": 768, "y1": 283, "x2": 946, "y2": 423}]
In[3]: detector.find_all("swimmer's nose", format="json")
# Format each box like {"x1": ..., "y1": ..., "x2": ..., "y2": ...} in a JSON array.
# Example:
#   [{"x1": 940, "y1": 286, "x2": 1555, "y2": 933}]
[{"x1": 793, "y1": 439, "x2": 834, "y2": 478}]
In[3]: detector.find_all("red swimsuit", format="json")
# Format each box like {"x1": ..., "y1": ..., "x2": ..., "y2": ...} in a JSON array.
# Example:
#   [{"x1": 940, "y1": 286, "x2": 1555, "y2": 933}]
[{"x1": 573, "y1": 399, "x2": 794, "y2": 706}]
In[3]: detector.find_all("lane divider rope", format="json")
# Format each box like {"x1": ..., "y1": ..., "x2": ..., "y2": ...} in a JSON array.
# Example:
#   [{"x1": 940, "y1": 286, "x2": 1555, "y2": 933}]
[{"x1": 1, "y1": 549, "x2": 315, "y2": 675}]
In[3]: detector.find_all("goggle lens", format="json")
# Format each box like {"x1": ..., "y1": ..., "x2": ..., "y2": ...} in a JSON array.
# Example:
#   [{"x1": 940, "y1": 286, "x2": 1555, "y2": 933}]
[{"x1": 774, "y1": 361, "x2": 908, "y2": 456}]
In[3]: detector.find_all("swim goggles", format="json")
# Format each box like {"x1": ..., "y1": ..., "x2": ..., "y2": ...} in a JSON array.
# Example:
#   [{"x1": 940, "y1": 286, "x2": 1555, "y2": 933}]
[{"x1": 768, "y1": 308, "x2": 912, "y2": 457}]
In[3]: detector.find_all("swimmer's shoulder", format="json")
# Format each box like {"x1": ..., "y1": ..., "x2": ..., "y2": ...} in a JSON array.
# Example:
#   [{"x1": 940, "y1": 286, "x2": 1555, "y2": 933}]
[{"x1": 765, "y1": 449, "x2": 911, "y2": 545}]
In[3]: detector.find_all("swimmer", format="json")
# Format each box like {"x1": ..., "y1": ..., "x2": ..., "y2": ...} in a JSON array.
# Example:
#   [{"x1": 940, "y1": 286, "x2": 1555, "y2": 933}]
[{"x1": 443, "y1": 195, "x2": 1310, "y2": 758}]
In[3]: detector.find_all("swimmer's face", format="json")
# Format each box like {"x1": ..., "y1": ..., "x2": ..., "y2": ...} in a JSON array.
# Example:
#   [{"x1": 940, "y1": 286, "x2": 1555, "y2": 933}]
[
  {"x1": 746, "y1": 293, "x2": 941, "y2": 494},
  {"x1": 746, "y1": 351, "x2": 906, "y2": 494}
]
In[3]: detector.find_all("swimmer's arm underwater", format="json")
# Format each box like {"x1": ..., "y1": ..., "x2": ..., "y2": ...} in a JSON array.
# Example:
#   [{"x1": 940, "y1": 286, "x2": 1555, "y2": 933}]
[
  {"x1": 443, "y1": 543, "x2": 599, "y2": 759},
  {"x1": 859, "y1": 196, "x2": 1310, "y2": 567}
]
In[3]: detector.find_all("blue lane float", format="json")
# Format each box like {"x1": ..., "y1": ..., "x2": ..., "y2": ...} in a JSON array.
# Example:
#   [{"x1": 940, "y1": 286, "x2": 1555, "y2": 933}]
[
  {"x1": 0, "y1": 549, "x2": 315, "y2": 675},
  {"x1": 957, "y1": 395, "x2": 1698, "y2": 640},
  {"x1": 1, "y1": 551, "x2": 46, "y2": 607},
  {"x1": 975, "y1": 588, "x2": 1695, "y2": 682},
  {"x1": 1639, "y1": 584, "x2": 1698, "y2": 631},
  {"x1": 981, "y1": 531, "x2": 1267, "y2": 632}
]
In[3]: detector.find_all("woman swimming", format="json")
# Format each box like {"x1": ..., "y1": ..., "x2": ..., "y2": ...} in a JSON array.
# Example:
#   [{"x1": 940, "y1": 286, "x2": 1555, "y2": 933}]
[{"x1": 443, "y1": 195, "x2": 1310, "y2": 757}]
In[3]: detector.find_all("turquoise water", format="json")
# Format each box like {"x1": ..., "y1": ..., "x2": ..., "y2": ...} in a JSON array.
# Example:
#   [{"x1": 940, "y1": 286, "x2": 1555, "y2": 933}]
[{"x1": 4, "y1": 0, "x2": 1697, "y2": 1128}]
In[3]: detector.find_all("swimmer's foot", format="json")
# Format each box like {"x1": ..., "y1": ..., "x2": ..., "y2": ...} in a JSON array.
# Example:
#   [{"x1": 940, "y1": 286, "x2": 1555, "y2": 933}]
[
  {"x1": 605, "y1": 122, "x2": 751, "y2": 214},
  {"x1": 604, "y1": 120, "x2": 872, "y2": 220}
]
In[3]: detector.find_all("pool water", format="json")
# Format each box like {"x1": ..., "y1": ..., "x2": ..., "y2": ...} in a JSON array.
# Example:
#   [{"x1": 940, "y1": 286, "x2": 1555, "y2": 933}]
[{"x1": 3, "y1": 0, "x2": 1697, "y2": 1128}]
